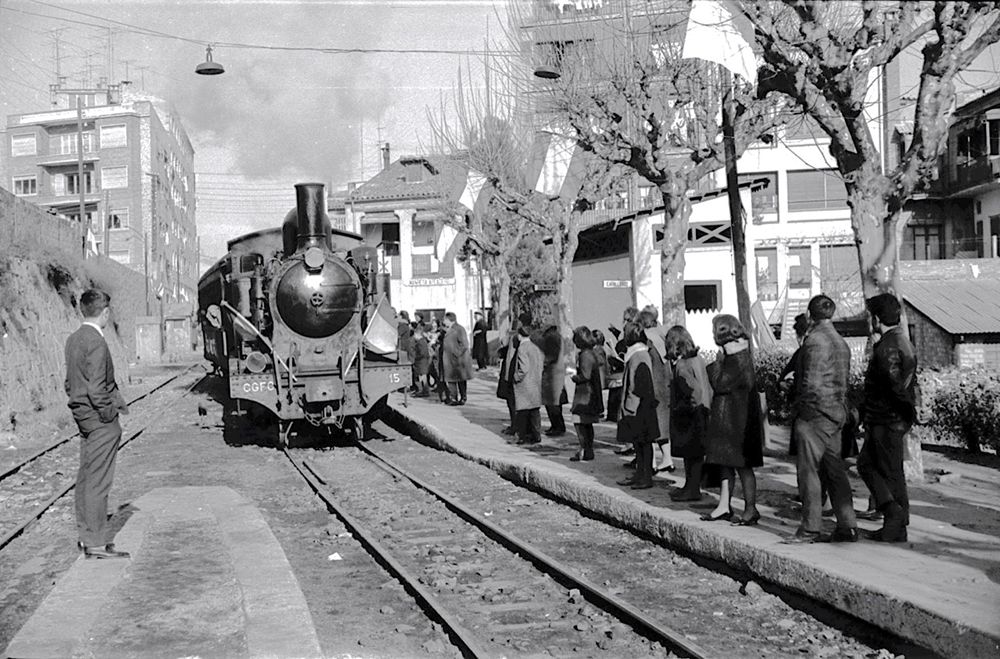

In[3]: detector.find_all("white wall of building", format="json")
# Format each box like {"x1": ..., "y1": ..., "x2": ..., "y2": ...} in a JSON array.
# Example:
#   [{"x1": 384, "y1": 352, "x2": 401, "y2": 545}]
[
  {"x1": 628, "y1": 189, "x2": 754, "y2": 349},
  {"x1": 974, "y1": 188, "x2": 1000, "y2": 258}
]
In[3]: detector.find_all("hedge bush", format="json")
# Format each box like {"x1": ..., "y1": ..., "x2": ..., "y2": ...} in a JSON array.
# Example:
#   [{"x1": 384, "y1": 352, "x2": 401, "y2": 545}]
[
  {"x1": 928, "y1": 369, "x2": 1000, "y2": 453},
  {"x1": 752, "y1": 346, "x2": 865, "y2": 423}
]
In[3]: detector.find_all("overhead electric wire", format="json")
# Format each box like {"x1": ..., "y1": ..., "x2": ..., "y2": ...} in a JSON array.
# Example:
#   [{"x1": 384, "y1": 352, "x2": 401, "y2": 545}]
[{"x1": 21, "y1": 0, "x2": 518, "y2": 58}]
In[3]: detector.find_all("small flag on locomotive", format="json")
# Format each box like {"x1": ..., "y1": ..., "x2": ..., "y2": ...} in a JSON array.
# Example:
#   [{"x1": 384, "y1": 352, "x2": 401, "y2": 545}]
[{"x1": 197, "y1": 182, "x2": 412, "y2": 441}]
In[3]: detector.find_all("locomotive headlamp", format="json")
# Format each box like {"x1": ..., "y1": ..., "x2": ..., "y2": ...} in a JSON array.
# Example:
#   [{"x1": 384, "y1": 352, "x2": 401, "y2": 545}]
[
  {"x1": 304, "y1": 246, "x2": 325, "y2": 271},
  {"x1": 245, "y1": 351, "x2": 267, "y2": 373}
]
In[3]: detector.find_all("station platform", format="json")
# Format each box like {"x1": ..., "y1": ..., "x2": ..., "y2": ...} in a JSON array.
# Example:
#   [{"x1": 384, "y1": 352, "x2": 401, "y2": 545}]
[
  {"x1": 387, "y1": 374, "x2": 1000, "y2": 658},
  {"x1": 3, "y1": 486, "x2": 320, "y2": 659}
]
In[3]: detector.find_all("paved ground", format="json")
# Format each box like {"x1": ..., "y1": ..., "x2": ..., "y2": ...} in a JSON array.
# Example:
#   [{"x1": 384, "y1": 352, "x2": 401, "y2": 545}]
[
  {"x1": 388, "y1": 371, "x2": 1000, "y2": 659},
  {"x1": 4, "y1": 486, "x2": 321, "y2": 659}
]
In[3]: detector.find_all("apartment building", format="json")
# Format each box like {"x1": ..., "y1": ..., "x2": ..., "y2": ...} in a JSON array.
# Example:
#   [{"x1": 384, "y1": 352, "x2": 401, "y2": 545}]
[{"x1": 2, "y1": 83, "x2": 198, "y2": 304}]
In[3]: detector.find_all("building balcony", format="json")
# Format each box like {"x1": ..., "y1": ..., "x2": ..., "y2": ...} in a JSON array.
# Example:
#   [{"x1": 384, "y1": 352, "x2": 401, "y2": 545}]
[
  {"x1": 947, "y1": 155, "x2": 1000, "y2": 197},
  {"x1": 36, "y1": 151, "x2": 101, "y2": 167},
  {"x1": 34, "y1": 192, "x2": 103, "y2": 208}
]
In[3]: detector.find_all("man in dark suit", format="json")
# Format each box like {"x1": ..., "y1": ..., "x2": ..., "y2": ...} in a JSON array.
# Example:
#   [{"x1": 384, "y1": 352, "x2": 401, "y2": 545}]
[
  {"x1": 441, "y1": 312, "x2": 473, "y2": 405},
  {"x1": 786, "y1": 295, "x2": 858, "y2": 544},
  {"x1": 65, "y1": 289, "x2": 130, "y2": 559},
  {"x1": 859, "y1": 293, "x2": 918, "y2": 543},
  {"x1": 472, "y1": 311, "x2": 489, "y2": 370}
]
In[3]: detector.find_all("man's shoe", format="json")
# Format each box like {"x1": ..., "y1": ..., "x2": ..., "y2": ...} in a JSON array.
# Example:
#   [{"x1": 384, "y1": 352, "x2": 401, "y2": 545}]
[
  {"x1": 866, "y1": 528, "x2": 908, "y2": 543},
  {"x1": 616, "y1": 477, "x2": 636, "y2": 486},
  {"x1": 856, "y1": 508, "x2": 883, "y2": 521},
  {"x1": 782, "y1": 530, "x2": 821, "y2": 544},
  {"x1": 817, "y1": 527, "x2": 859, "y2": 543},
  {"x1": 615, "y1": 446, "x2": 635, "y2": 456},
  {"x1": 84, "y1": 545, "x2": 130, "y2": 559},
  {"x1": 622, "y1": 459, "x2": 637, "y2": 469},
  {"x1": 630, "y1": 481, "x2": 654, "y2": 490},
  {"x1": 501, "y1": 426, "x2": 516, "y2": 436}
]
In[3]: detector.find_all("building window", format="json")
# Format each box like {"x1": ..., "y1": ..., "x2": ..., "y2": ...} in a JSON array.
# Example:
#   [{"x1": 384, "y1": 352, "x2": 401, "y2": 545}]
[
  {"x1": 739, "y1": 172, "x2": 778, "y2": 219},
  {"x1": 412, "y1": 220, "x2": 435, "y2": 246},
  {"x1": 101, "y1": 166, "x2": 128, "y2": 189},
  {"x1": 787, "y1": 169, "x2": 848, "y2": 212},
  {"x1": 638, "y1": 185, "x2": 659, "y2": 208},
  {"x1": 412, "y1": 254, "x2": 432, "y2": 276},
  {"x1": 109, "y1": 249, "x2": 130, "y2": 264},
  {"x1": 108, "y1": 208, "x2": 129, "y2": 229},
  {"x1": 903, "y1": 223, "x2": 944, "y2": 260},
  {"x1": 100, "y1": 124, "x2": 127, "y2": 148},
  {"x1": 51, "y1": 132, "x2": 95, "y2": 155},
  {"x1": 755, "y1": 248, "x2": 778, "y2": 301},
  {"x1": 788, "y1": 246, "x2": 813, "y2": 288},
  {"x1": 13, "y1": 176, "x2": 37, "y2": 196},
  {"x1": 66, "y1": 171, "x2": 95, "y2": 195},
  {"x1": 11, "y1": 134, "x2": 37, "y2": 156},
  {"x1": 684, "y1": 282, "x2": 721, "y2": 312}
]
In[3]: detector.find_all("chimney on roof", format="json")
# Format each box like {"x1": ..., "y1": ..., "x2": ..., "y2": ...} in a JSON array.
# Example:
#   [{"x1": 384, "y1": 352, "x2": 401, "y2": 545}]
[{"x1": 380, "y1": 142, "x2": 391, "y2": 171}]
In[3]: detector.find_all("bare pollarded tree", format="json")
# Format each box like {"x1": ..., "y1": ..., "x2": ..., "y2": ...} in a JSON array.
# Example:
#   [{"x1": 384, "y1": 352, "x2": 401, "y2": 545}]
[
  {"x1": 426, "y1": 58, "x2": 624, "y2": 344},
  {"x1": 746, "y1": 0, "x2": 1000, "y2": 298},
  {"x1": 514, "y1": 0, "x2": 788, "y2": 326}
]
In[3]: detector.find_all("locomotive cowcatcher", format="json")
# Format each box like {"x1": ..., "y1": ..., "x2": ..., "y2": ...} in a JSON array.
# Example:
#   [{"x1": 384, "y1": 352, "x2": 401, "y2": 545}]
[{"x1": 198, "y1": 182, "x2": 411, "y2": 444}]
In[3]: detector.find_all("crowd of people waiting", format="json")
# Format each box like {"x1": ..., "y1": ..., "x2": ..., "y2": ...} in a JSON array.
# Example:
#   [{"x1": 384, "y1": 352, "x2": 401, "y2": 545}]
[
  {"x1": 397, "y1": 310, "x2": 489, "y2": 405},
  {"x1": 487, "y1": 294, "x2": 918, "y2": 545}
]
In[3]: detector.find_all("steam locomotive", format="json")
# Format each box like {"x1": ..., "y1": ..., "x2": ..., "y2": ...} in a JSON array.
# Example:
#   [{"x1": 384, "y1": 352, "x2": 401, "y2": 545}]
[{"x1": 198, "y1": 182, "x2": 411, "y2": 444}]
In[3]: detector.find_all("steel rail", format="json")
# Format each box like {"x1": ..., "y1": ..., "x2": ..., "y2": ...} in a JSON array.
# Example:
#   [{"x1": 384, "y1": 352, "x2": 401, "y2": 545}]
[
  {"x1": 282, "y1": 451, "x2": 489, "y2": 659},
  {"x1": 0, "y1": 372, "x2": 207, "y2": 553},
  {"x1": 0, "y1": 364, "x2": 201, "y2": 484},
  {"x1": 354, "y1": 442, "x2": 711, "y2": 659}
]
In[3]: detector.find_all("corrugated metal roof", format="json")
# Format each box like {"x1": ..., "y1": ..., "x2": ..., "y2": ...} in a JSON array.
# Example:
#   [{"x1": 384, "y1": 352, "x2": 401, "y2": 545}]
[{"x1": 902, "y1": 279, "x2": 1000, "y2": 335}]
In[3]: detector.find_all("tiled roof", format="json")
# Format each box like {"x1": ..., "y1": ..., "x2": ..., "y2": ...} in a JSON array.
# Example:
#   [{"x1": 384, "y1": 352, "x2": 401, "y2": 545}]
[
  {"x1": 903, "y1": 279, "x2": 1000, "y2": 335},
  {"x1": 348, "y1": 155, "x2": 467, "y2": 204}
]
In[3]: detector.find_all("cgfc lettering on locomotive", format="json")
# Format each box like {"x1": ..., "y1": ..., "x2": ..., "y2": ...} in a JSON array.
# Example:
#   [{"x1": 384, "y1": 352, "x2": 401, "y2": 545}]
[{"x1": 197, "y1": 182, "x2": 413, "y2": 445}]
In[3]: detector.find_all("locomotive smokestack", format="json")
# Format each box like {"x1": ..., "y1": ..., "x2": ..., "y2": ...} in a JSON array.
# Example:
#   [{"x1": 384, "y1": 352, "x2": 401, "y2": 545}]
[{"x1": 294, "y1": 182, "x2": 331, "y2": 251}]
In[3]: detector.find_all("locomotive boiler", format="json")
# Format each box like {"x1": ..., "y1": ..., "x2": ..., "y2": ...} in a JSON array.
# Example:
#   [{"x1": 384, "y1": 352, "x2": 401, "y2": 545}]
[{"x1": 198, "y1": 182, "x2": 411, "y2": 444}]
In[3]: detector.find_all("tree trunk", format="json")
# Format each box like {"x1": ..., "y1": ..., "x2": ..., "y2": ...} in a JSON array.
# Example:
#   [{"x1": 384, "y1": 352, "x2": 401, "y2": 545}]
[
  {"x1": 491, "y1": 259, "x2": 513, "y2": 337},
  {"x1": 847, "y1": 176, "x2": 903, "y2": 300},
  {"x1": 552, "y1": 210, "x2": 579, "y2": 352},
  {"x1": 845, "y1": 167, "x2": 923, "y2": 483},
  {"x1": 659, "y1": 191, "x2": 692, "y2": 328}
]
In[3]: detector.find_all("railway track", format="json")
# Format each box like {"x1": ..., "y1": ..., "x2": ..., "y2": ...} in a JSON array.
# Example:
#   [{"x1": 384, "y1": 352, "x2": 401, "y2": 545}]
[
  {"x1": 0, "y1": 367, "x2": 207, "y2": 553},
  {"x1": 283, "y1": 441, "x2": 708, "y2": 658}
]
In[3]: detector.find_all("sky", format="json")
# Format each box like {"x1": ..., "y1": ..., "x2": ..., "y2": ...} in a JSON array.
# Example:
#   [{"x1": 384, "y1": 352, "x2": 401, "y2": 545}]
[{"x1": 0, "y1": 0, "x2": 510, "y2": 260}]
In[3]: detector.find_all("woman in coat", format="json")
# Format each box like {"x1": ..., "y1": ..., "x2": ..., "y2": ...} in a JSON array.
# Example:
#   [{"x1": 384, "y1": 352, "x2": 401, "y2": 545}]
[
  {"x1": 665, "y1": 325, "x2": 712, "y2": 501},
  {"x1": 495, "y1": 327, "x2": 521, "y2": 435},
  {"x1": 411, "y1": 324, "x2": 431, "y2": 397},
  {"x1": 614, "y1": 322, "x2": 660, "y2": 490},
  {"x1": 569, "y1": 326, "x2": 604, "y2": 462},
  {"x1": 638, "y1": 310, "x2": 673, "y2": 474},
  {"x1": 703, "y1": 314, "x2": 764, "y2": 525},
  {"x1": 540, "y1": 325, "x2": 567, "y2": 436},
  {"x1": 513, "y1": 322, "x2": 544, "y2": 445}
]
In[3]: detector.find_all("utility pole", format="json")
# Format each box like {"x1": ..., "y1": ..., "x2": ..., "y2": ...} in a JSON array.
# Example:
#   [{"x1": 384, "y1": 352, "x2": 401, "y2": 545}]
[
  {"x1": 720, "y1": 66, "x2": 752, "y2": 336},
  {"x1": 143, "y1": 230, "x2": 151, "y2": 315},
  {"x1": 76, "y1": 95, "x2": 88, "y2": 259},
  {"x1": 103, "y1": 189, "x2": 111, "y2": 257}
]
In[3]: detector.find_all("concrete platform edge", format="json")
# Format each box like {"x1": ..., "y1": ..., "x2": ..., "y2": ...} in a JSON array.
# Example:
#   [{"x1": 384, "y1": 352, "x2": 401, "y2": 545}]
[{"x1": 386, "y1": 404, "x2": 1000, "y2": 659}]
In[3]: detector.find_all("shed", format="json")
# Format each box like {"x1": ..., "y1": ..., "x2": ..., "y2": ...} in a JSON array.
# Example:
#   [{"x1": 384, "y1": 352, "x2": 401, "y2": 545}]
[{"x1": 902, "y1": 279, "x2": 1000, "y2": 368}]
